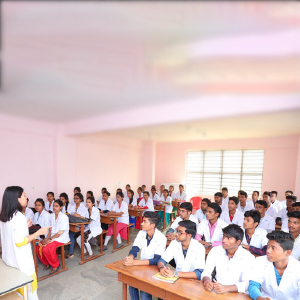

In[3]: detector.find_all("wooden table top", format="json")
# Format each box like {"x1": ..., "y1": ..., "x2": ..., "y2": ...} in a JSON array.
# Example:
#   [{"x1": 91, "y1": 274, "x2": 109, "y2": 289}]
[
  {"x1": 106, "y1": 260, "x2": 250, "y2": 300},
  {"x1": 100, "y1": 212, "x2": 118, "y2": 218},
  {"x1": 69, "y1": 221, "x2": 90, "y2": 225},
  {"x1": 128, "y1": 207, "x2": 147, "y2": 211}
]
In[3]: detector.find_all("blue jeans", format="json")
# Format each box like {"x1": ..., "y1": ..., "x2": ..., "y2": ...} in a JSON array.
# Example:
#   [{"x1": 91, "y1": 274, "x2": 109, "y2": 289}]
[
  {"x1": 129, "y1": 286, "x2": 152, "y2": 300},
  {"x1": 69, "y1": 231, "x2": 77, "y2": 254}
]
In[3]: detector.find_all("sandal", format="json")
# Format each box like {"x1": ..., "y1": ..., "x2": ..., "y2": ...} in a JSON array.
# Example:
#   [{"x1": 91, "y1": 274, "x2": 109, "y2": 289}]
[
  {"x1": 49, "y1": 264, "x2": 60, "y2": 275},
  {"x1": 43, "y1": 265, "x2": 50, "y2": 271}
]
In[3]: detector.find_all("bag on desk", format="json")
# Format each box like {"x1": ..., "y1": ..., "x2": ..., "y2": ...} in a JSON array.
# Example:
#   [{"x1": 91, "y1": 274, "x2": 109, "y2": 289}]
[{"x1": 67, "y1": 215, "x2": 89, "y2": 223}]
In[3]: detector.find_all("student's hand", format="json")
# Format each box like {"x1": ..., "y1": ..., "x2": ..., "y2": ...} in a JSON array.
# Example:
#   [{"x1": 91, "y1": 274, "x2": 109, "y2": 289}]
[
  {"x1": 27, "y1": 219, "x2": 33, "y2": 227},
  {"x1": 241, "y1": 244, "x2": 250, "y2": 250},
  {"x1": 37, "y1": 226, "x2": 51, "y2": 237},
  {"x1": 213, "y1": 280, "x2": 227, "y2": 294},
  {"x1": 257, "y1": 297, "x2": 271, "y2": 300},
  {"x1": 159, "y1": 266, "x2": 170, "y2": 277},
  {"x1": 204, "y1": 280, "x2": 214, "y2": 292},
  {"x1": 199, "y1": 241, "x2": 211, "y2": 247},
  {"x1": 122, "y1": 256, "x2": 135, "y2": 267}
]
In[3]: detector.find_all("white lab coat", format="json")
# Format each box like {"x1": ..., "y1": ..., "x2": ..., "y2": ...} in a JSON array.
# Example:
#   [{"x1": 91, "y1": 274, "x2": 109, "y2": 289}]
[
  {"x1": 33, "y1": 210, "x2": 51, "y2": 240},
  {"x1": 197, "y1": 219, "x2": 228, "y2": 243},
  {"x1": 50, "y1": 212, "x2": 70, "y2": 244},
  {"x1": 169, "y1": 191, "x2": 177, "y2": 200},
  {"x1": 271, "y1": 199, "x2": 283, "y2": 213},
  {"x1": 202, "y1": 245, "x2": 255, "y2": 293},
  {"x1": 45, "y1": 201, "x2": 54, "y2": 212},
  {"x1": 133, "y1": 229, "x2": 166, "y2": 260},
  {"x1": 175, "y1": 191, "x2": 187, "y2": 201},
  {"x1": 85, "y1": 206, "x2": 102, "y2": 237},
  {"x1": 291, "y1": 234, "x2": 300, "y2": 261},
  {"x1": 150, "y1": 193, "x2": 160, "y2": 202},
  {"x1": 281, "y1": 218, "x2": 289, "y2": 233},
  {"x1": 68, "y1": 202, "x2": 86, "y2": 217},
  {"x1": 222, "y1": 195, "x2": 229, "y2": 205},
  {"x1": 112, "y1": 201, "x2": 129, "y2": 225},
  {"x1": 161, "y1": 238, "x2": 205, "y2": 272},
  {"x1": 194, "y1": 209, "x2": 206, "y2": 222},
  {"x1": 242, "y1": 228, "x2": 268, "y2": 248},
  {"x1": 277, "y1": 208, "x2": 289, "y2": 221},
  {"x1": 237, "y1": 202, "x2": 254, "y2": 214},
  {"x1": 138, "y1": 198, "x2": 155, "y2": 212},
  {"x1": 25, "y1": 207, "x2": 34, "y2": 222},
  {"x1": 160, "y1": 196, "x2": 173, "y2": 214},
  {"x1": 98, "y1": 199, "x2": 114, "y2": 211},
  {"x1": 219, "y1": 201, "x2": 228, "y2": 214},
  {"x1": 257, "y1": 215, "x2": 276, "y2": 233},
  {"x1": 221, "y1": 210, "x2": 244, "y2": 227},
  {"x1": 170, "y1": 214, "x2": 198, "y2": 231},
  {"x1": 266, "y1": 206, "x2": 278, "y2": 219},
  {"x1": 250, "y1": 255, "x2": 300, "y2": 300}
]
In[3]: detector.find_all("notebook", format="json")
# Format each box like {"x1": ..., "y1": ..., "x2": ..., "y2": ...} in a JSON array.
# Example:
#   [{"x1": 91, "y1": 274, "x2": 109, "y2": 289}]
[{"x1": 152, "y1": 272, "x2": 180, "y2": 283}]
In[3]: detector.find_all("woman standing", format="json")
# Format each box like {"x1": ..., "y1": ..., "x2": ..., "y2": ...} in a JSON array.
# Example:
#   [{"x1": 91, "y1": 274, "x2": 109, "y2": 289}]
[{"x1": 0, "y1": 186, "x2": 49, "y2": 300}]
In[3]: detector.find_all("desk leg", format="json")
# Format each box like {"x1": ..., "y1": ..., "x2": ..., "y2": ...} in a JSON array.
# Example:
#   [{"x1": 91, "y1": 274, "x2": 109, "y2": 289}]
[
  {"x1": 80, "y1": 225, "x2": 84, "y2": 264},
  {"x1": 163, "y1": 206, "x2": 166, "y2": 230},
  {"x1": 113, "y1": 218, "x2": 117, "y2": 251},
  {"x1": 122, "y1": 282, "x2": 127, "y2": 300},
  {"x1": 177, "y1": 203, "x2": 180, "y2": 216},
  {"x1": 139, "y1": 212, "x2": 143, "y2": 230}
]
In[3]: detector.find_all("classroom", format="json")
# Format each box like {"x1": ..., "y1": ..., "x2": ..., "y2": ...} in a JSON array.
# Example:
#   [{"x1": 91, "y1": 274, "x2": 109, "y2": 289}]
[{"x1": 1, "y1": 1, "x2": 300, "y2": 300}]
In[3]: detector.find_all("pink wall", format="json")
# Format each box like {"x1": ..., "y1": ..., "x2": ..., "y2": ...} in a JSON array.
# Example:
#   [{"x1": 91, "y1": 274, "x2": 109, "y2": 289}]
[{"x1": 155, "y1": 135, "x2": 300, "y2": 200}]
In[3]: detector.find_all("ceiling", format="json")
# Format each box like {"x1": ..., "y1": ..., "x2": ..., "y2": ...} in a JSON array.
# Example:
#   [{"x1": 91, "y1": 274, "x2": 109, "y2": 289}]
[{"x1": 1, "y1": 1, "x2": 300, "y2": 124}]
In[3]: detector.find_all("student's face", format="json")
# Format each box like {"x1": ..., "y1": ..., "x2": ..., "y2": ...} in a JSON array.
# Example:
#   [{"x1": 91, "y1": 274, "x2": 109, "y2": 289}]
[
  {"x1": 222, "y1": 234, "x2": 240, "y2": 250},
  {"x1": 222, "y1": 190, "x2": 228, "y2": 198},
  {"x1": 179, "y1": 208, "x2": 190, "y2": 220},
  {"x1": 206, "y1": 207, "x2": 218, "y2": 220},
  {"x1": 175, "y1": 226, "x2": 188, "y2": 242},
  {"x1": 60, "y1": 197, "x2": 66, "y2": 205},
  {"x1": 101, "y1": 189, "x2": 106, "y2": 195},
  {"x1": 86, "y1": 199, "x2": 93, "y2": 208},
  {"x1": 169, "y1": 187, "x2": 174, "y2": 193},
  {"x1": 228, "y1": 200, "x2": 237, "y2": 212},
  {"x1": 74, "y1": 195, "x2": 81, "y2": 205},
  {"x1": 47, "y1": 194, "x2": 54, "y2": 202},
  {"x1": 18, "y1": 191, "x2": 28, "y2": 208},
  {"x1": 151, "y1": 189, "x2": 155, "y2": 194},
  {"x1": 243, "y1": 216, "x2": 257, "y2": 230},
  {"x1": 87, "y1": 192, "x2": 92, "y2": 199},
  {"x1": 53, "y1": 202, "x2": 61, "y2": 213},
  {"x1": 103, "y1": 193, "x2": 108, "y2": 201},
  {"x1": 293, "y1": 206, "x2": 300, "y2": 212},
  {"x1": 239, "y1": 195, "x2": 246, "y2": 206},
  {"x1": 138, "y1": 189, "x2": 142, "y2": 195},
  {"x1": 263, "y1": 194, "x2": 269, "y2": 202},
  {"x1": 201, "y1": 201, "x2": 208, "y2": 211},
  {"x1": 255, "y1": 203, "x2": 266, "y2": 216},
  {"x1": 252, "y1": 192, "x2": 259, "y2": 201},
  {"x1": 142, "y1": 186, "x2": 146, "y2": 192},
  {"x1": 270, "y1": 193, "x2": 276, "y2": 202},
  {"x1": 179, "y1": 186, "x2": 183, "y2": 192},
  {"x1": 160, "y1": 186, "x2": 164, "y2": 192},
  {"x1": 127, "y1": 191, "x2": 133, "y2": 198},
  {"x1": 126, "y1": 186, "x2": 130, "y2": 191},
  {"x1": 116, "y1": 195, "x2": 123, "y2": 204},
  {"x1": 266, "y1": 240, "x2": 290, "y2": 263},
  {"x1": 144, "y1": 194, "x2": 149, "y2": 201},
  {"x1": 214, "y1": 196, "x2": 221, "y2": 205},
  {"x1": 286, "y1": 198, "x2": 294, "y2": 208},
  {"x1": 163, "y1": 190, "x2": 168, "y2": 198},
  {"x1": 141, "y1": 217, "x2": 154, "y2": 231},
  {"x1": 35, "y1": 201, "x2": 44, "y2": 213},
  {"x1": 288, "y1": 217, "x2": 300, "y2": 234}
]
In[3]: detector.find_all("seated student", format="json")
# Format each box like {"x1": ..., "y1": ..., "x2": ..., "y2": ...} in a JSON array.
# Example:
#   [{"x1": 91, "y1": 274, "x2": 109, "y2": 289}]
[
  {"x1": 33, "y1": 198, "x2": 51, "y2": 240},
  {"x1": 287, "y1": 211, "x2": 300, "y2": 261},
  {"x1": 157, "y1": 220, "x2": 205, "y2": 280},
  {"x1": 214, "y1": 192, "x2": 228, "y2": 213},
  {"x1": 123, "y1": 184, "x2": 131, "y2": 203},
  {"x1": 221, "y1": 187, "x2": 229, "y2": 205},
  {"x1": 221, "y1": 196, "x2": 244, "y2": 227},
  {"x1": 249, "y1": 231, "x2": 300, "y2": 300},
  {"x1": 195, "y1": 203, "x2": 228, "y2": 247},
  {"x1": 98, "y1": 191, "x2": 114, "y2": 212},
  {"x1": 45, "y1": 192, "x2": 55, "y2": 213},
  {"x1": 158, "y1": 185, "x2": 165, "y2": 199},
  {"x1": 24, "y1": 199, "x2": 34, "y2": 223},
  {"x1": 150, "y1": 186, "x2": 160, "y2": 202},
  {"x1": 37, "y1": 200, "x2": 70, "y2": 275},
  {"x1": 127, "y1": 189, "x2": 135, "y2": 206},
  {"x1": 202, "y1": 224, "x2": 255, "y2": 294},
  {"x1": 137, "y1": 191, "x2": 154, "y2": 212},
  {"x1": 66, "y1": 193, "x2": 87, "y2": 259},
  {"x1": 195, "y1": 198, "x2": 211, "y2": 223},
  {"x1": 166, "y1": 202, "x2": 198, "y2": 241},
  {"x1": 276, "y1": 195, "x2": 296, "y2": 226},
  {"x1": 141, "y1": 184, "x2": 146, "y2": 193},
  {"x1": 281, "y1": 190, "x2": 293, "y2": 209},
  {"x1": 175, "y1": 184, "x2": 187, "y2": 202},
  {"x1": 123, "y1": 212, "x2": 166, "y2": 300},
  {"x1": 134, "y1": 187, "x2": 144, "y2": 206},
  {"x1": 270, "y1": 190, "x2": 283, "y2": 212},
  {"x1": 169, "y1": 185, "x2": 176, "y2": 200},
  {"x1": 255, "y1": 200, "x2": 276, "y2": 233},
  {"x1": 113, "y1": 188, "x2": 123, "y2": 204},
  {"x1": 86, "y1": 191, "x2": 94, "y2": 205},
  {"x1": 76, "y1": 197, "x2": 102, "y2": 259},
  {"x1": 238, "y1": 191, "x2": 254, "y2": 213},
  {"x1": 252, "y1": 191, "x2": 260, "y2": 207},
  {"x1": 103, "y1": 191, "x2": 129, "y2": 250},
  {"x1": 262, "y1": 191, "x2": 277, "y2": 219},
  {"x1": 71, "y1": 187, "x2": 82, "y2": 205},
  {"x1": 59, "y1": 193, "x2": 70, "y2": 214},
  {"x1": 96, "y1": 187, "x2": 107, "y2": 207},
  {"x1": 241, "y1": 210, "x2": 268, "y2": 256},
  {"x1": 157, "y1": 189, "x2": 173, "y2": 229},
  {"x1": 282, "y1": 203, "x2": 300, "y2": 232}
]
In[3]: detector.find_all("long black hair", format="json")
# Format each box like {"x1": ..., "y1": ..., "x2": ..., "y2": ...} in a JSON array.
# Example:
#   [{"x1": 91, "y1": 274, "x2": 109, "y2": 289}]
[{"x1": 0, "y1": 186, "x2": 24, "y2": 222}]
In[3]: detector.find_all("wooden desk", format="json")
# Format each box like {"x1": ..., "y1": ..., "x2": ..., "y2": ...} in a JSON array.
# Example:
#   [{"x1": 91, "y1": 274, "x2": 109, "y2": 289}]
[
  {"x1": 0, "y1": 259, "x2": 33, "y2": 300},
  {"x1": 69, "y1": 222, "x2": 90, "y2": 264},
  {"x1": 154, "y1": 203, "x2": 167, "y2": 229},
  {"x1": 128, "y1": 207, "x2": 146, "y2": 230},
  {"x1": 106, "y1": 260, "x2": 251, "y2": 300}
]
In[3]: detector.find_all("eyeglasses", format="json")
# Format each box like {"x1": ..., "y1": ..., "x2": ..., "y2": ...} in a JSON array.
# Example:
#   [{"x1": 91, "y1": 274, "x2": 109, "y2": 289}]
[
  {"x1": 74, "y1": 197, "x2": 80, "y2": 200},
  {"x1": 176, "y1": 231, "x2": 187, "y2": 236}
]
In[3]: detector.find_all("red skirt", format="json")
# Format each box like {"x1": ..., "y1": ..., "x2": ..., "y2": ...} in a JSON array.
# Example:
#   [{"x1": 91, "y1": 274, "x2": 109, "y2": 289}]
[
  {"x1": 36, "y1": 241, "x2": 63, "y2": 268},
  {"x1": 107, "y1": 222, "x2": 127, "y2": 240}
]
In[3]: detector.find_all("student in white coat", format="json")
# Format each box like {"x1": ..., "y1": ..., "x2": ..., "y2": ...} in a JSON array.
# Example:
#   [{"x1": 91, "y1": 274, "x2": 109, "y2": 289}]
[
  {"x1": 166, "y1": 202, "x2": 198, "y2": 241},
  {"x1": 202, "y1": 224, "x2": 255, "y2": 294},
  {"x1": 169, "y1": 185, "x2": 177, "y2": 200},
  {"x1": 24, "y1": 199, "x2": 34, "y2": 223},
  {"x1": 195, "y1": 198, "x2": 211, "y2": 223},
  {"x1": 137, "y1": 191, "x2": 154, "y2": 212},
  {"x1": 238, "y1": 191, "x2": 254, "y2": 213},
  {"x1": 133, "y1": 187, "x2": 144, "y2": 206},
  {"x1": 287, "y1": 211, "x2": 300, "y2": 261},
  {"x1": 123, "y1": 184, "x2": 131, "y2": 204},
  {"x1": 241, "y1": 210, "x2": 268, "y2": 256},
  {"x1": 98, "y1": 191, "x2": 114, "y2": 240},
  {"x1": 249, "y1": 231, "x2": 300, "y2": 300},
  {"x1": 0, "y1": 186, "x2": 49, "y2": 300},
  {"x1": 214, "y1": 192, "x2": 228, "y2": 213},
  {"x1": 251, "y1": 191, "x2": 260, "y2": 207},
  {"x1": 76, "y1": 197, "x2": 102, "y2": 259},
  {"x1": 175, "y1": 184, "x2": 187, "y2": 202},
  {"x1": 221, "y1": 187, "x2": 229, "y2": 205},
  {"x1": 270, "y1": 191, "x2": 284, "y2": 212},
  {"x1": 45, "y1": 191, "x2": 55, "y2": 213},
  {"x1": 96, "y1": 187, "x2": 107, "y2": 207},
  {"x1": 262, "y1": 191, "x2": 278, "y2": 219},
  {"x1": 157, "y1": 189, "x2": 173, "y2": 229},
  {"x1": 158, "y1": 185, "x2": 165, "y2": 199},
  {"x1": 113, "y1": 188, "x2": 123, "y2": 204},
  {"x1": 195, "y1": 203, "x2": 228, "y2": 247},
  {"x1": 221, "y1": 196, "x2": 244, "y2": 227},
  {"x1": 123, "y1": 211, "x2": 167, "y2": 300},
  {"x1": 255, "y1": 200, "x2": 276, "y2": 233},
  {"x1": 59, "y1": 193, "x2": 70, "y2": 214},
  {"x1": 33, "y1": 199, "x2": 51, "y2": 240},
  {"x1": 281, "y1": 190, "x2": 293, "y2": 209},
  {"x1": 157, "y1": 220, "x2": 205, "y2": 280},
  {"x1": 276, "y1": 195, "x2": 296, "y2": 227},
  {"x1": 150, "y1": 186, "x2": 160, "y2": 203}
]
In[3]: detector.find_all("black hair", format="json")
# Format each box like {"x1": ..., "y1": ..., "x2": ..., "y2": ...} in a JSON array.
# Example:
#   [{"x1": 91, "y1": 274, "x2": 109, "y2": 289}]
[
  {"x1": 143, "y1": 191, "x2": 150, "y2": 197},
  {"x1": 160, "y1": 184, "x2": 165, "y2": 188},
  {"x1": 169, "y1": 185, "x2": 174, "y2": 189},
  {"x1": 59, "y1": 192, "x2": 69, "y2": 210},
  {"x1": 286, "y1": 195, "x2": 296, "y2": 203},
  {"x1": 271, "y1": 191, "x2": 278, "y2": 197},
  {"x1": 163, "y1": 189, "x2": 169, "y2": 196},
  {"x1": 256, "y1": 200, "x2": 268, "y2": 208},
  {"x1": 74, "y1": 187, "x2": 81, "y2": 192},
  {"x1": 116, "y1": 191, "x2": 124, "y2": 198},
  {"x1": 179, "y1": 184, "x2": 184, "y2": 189},
  {"x1": 35, "y1": 198, "x2": 45, "y2": 207},
  {"x1": 142, "y1": 185, "x2": 146, "y2": 188},
  {"x1": 47, "y1": 191, "x2": 54, "y2": 197},
  {"x1": 103, "y1": 191, "x2": 111, "y2": 197},
  {"x1": 293, "y1": 196, "x2": 298, "y2": 202},
  {"x1": 0, "y1": 186, "x2": 24, "y2": 222},
  {"x1": 151, "y1": 186, "x2": 157, "y2": 191},
  {"x1": 101, "y1": 187, "x2": 107, "y2": 192},
  {"x1": 128, "y1": 189, "x2": 134, "y2": 205},
  {"x1": 286, "y1": 190, "x2": 293, "y2": 195},
  {"x1": 263, "y1": 191, "x2": 271, "y2": 197},
  {"x1": 229, "y1": 196, "x2": 239, "y2": 205},
  {"x1": 208, "y1": 202, "x2": 222, "y2": 218},
  {"x1": 117, "y1": 188, "x2": 122, "y2": 193},
  {"x1": 126, "y1": 184, "x2": 131, "y2": 188},
  {"x1": 287, "y1": 211, "x2": 300, "y2": 219},
  {"x1": 253, "y1": 190, "x2": 260, "y2": 196},
  {"x1": 143, "y1": 211, "x2": 160, "y2": 227},
  {"x1": 222, "y1": 224, "x2": 244, "y2": 242},
  {"x1": 222, "y1": 187, "x2": 228, "y2": 192},
  {"x1": 74, "y1": 193, "x2": 84, "y2": 202},
  {"x1": 137, "y1": 187, "x2": 142, "y2": 192},
  {"x1": 86, "y1": 196, "x2": 95, "y2": 205},
  {"x1": 178, "y1": 220, "x2": 196, "y2": 238},
  {"x1": 244, "y1": 209, "x2": 261, "y2": 226},
  {"x1": 292, "y1": 202, "x2": 300, "y2": 208},
  {"x1": 214, "y1": 192, "x2": 223, "y2": 198},
  {"x1": 202, "y1": 198, "x2": 211, "y2": 205},
  {"x1": 54, "y1": 199, "x2": 63, "y2": 207},
  {"x1": 87, "y1": 191, "x2": 94, "y2": 197},
  {"x1": 180, "y1": 202, "x2": 193, "y2": 212},
  {"x1": 239, "y1": 191, "x2": 248, "y2": 198},
  {"x1": 267, "y1": 230, "x2": 294, "y2": 251}
]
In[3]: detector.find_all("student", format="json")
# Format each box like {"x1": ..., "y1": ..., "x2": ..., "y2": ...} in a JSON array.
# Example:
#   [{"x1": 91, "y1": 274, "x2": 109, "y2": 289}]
[
  {"x1": 157, "y1": 189, "x2": 173, "y2": 229},
  {"x1": 0, "y1": 186, "x2": 49, "y2": 300},
  {"x1": 169, "y1": 185, "x2": 176, "y2": 200},
  {"x1": 221, "y1": 187, "x2": 229, "y2": 205},
  {"x1": 195, "y1": 203, "x2": 228, "y2": 247},
  {"x1": 127, "y1": 189, "x2": 135, "y2": 206},
  {"x1": 175, "y1": 184, "x2": 187, "y2": 202},
  {"x1": 134, "y1": 187, "x2": 144, "y2": 205},
  {"x1": 98, "y1": 191, "x2": 114, "y2": 212},
  {"x1": 103, "y1": 191, "x2": 129, "y2": 250},
  {"x1": 33, "y1": 199, "x2": 51, "y2": 240},
  {"x1": 113, "y1": 188, "x2": 123, "y2": 204},
  {"x1": 123, "y1": 212, "x2": 166, "y2": 300},
  {"x1": 262, "y1": 191, "x2": 277, "y2": 219},
  {"x1": 96, "y1": 187, "x2": 107, "y2": 207},
  {"x1": 281, "y1": 190, "x2": 293, "y2": 209},
  {"x1": 195, "y1": 198, "x2": 211, "y2": 222},
  {"x1": 165, "y1": 202, "x2": 198, "y2": 241},
  {"x1": 248, "y1": 231, "x2": 300, "y2": 300},
  {"x1": 150, "y1": 186, "x2": 160, "y2": 202},
  {"x1": 141, "y1": 184, "x2": 146, "y2": 193},
  {"x1": 255, "y1": 200, "x2": 276, "y2": 233},
  {"x1": 221, "y1": 196, "x2": 244, "y2": 227},
  {"x1": 37, "y1": 200, "x2": 70, "y2": 275},
  {"x1": 157, "y1": 220, "x2": 205, "y2": 280},
  {"x1": 76, "y1": 197, "x2": 102, "y2": 259},
  {"x1": 158, "y1": 185, "x2": 165, "y2": 199},
  {"x1": 287, "y1": 211, "x2": 300, "y2": 261},
  {"x1": 241, "y1": 210, "x2": 268, "y2": 256},
  {"x1": 282, "y1": 202, "x2": 300, "y2": 232},
  {"x1": 276, "y1": 195, "x2": 296, "y2": 226},
  {"x1": 66, "y1": 193, "x2": 87, "y2": 259},
  {"x1": 138, "y1": 191, "x2": 154, "y2": 212},
  {"x1": 24, "y1": 199, "x2": 34, "y2": 223},
  {"x1": 45, "y1": 192, "x2": 55, "y2": 213},
  {"x1": 71, "y1": 187, "x2": 82, "y2": 205},
  {"x1": 252, "y1": 191, "x2": 260, "y2": 206},
  {"x1": 123, "y1": 184, "x2": 131, "y2": 203},
  {"x1": 59, "y1": 193, "x2": 70, "y2": 214},
  {"x1": 270, "y1": 190, "x2": 283, "y2": 212},
  {"x1": 214, "y1": 192, "x2": 227, "y2": 213},
  {"x1": 202, "y1": 224, "x2": 255, "y2": 294},
  {"x1": 237, "y1": 191, "x2": 254, "y2": 213},
  {"x1": 86, "y1": 190, "x2": 94, "y2": 200}
]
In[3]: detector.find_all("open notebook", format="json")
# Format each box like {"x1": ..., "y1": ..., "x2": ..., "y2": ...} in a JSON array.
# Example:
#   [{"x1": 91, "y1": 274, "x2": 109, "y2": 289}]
[{"x1": 152, "y1": 272, "x2": 180, "y2": 283}]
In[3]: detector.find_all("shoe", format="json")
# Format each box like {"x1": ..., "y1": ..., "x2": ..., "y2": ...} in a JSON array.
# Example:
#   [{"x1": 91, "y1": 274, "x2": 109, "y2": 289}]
[
  {"x1": 116, "y1": 243, "x2": 124, "y2": 249},
  {"x1": 49, "y1": 264, "x2": 60, "y2": 275},
  {"x1": 66, "y1": 253, "x2": 74, "y2": 259},
  {"x1": 102, "y1": 246, "x2": 108, "y2": 251}
]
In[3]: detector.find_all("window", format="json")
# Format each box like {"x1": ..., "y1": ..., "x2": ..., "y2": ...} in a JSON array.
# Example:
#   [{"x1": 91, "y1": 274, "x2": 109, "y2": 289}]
[{"x1": 185, "y1": 150, "x2": 264, "y2": 197}]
